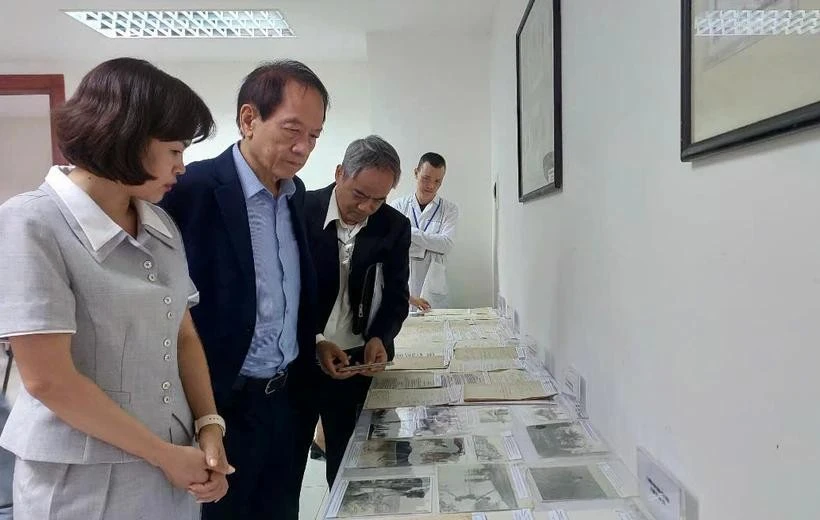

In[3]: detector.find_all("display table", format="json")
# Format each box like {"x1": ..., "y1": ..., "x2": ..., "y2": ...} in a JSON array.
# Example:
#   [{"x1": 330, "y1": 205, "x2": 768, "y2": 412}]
[{"x1": 317, "y1": 309, "x2": 655, "y2": 520}]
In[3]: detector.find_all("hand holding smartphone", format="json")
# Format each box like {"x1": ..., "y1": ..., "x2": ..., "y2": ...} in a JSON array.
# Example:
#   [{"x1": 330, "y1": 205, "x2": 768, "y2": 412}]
[
  {"x1": 336, "y1": 361, "x2": 392, "y2": 373},
  {"x1": 335, "y1": 345, "x2": 392, "y2": 373}
]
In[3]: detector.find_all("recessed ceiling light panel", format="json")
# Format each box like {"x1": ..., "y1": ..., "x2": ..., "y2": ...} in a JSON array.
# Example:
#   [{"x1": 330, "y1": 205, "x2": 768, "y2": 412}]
[
  {"x1": 695, "y1": 9, "x2": 820, "y2": 36},
  {"x1": 64, "y1": 9, "x2": 295, "y2": 38}
]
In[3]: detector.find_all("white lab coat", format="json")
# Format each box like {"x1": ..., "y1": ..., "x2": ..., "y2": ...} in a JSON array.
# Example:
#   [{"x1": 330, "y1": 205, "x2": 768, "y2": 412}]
[{"x1": 390, "y1": 194, "x2": 459, "y2": 309}]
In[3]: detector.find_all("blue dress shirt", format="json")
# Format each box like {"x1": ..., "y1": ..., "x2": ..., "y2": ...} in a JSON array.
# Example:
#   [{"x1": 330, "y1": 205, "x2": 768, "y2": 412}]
[{"x1": 232, "y1": 144, "x2": 301, "y2": 377}]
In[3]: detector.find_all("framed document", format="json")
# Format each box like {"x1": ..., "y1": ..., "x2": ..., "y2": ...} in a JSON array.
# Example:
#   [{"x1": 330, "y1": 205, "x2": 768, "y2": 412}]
[
  {"x1": 516, "y1": 0, "x2": 562, "y2": 201},
  {"x1": 681, "y1": 0, "x2": 820, "y2": 160}
]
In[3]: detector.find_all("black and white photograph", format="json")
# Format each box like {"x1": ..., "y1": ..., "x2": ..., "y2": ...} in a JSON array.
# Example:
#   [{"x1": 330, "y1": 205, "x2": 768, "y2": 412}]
[
  {"x1": 423, "y1": 406, "x2": 467, "y2": 424},
  {"x1": 472, "y1": 435, "x2": 514, "y2": 462},
  {"x1": 343, "y1": 513, "x2": 519, "y2": 520},
  {"x1": 438, "y1": 464, "x2": 520, "y2": 513},
  {"x1": 369, "y1": 407, "x2": 419, "y2": 425},
  {"x1": 351, "y1": 438, "x2": 468, "y2": 468},
  {"x1": 529, "y1": 465, "x2": 609, "y2": 502},
  {"x1": 526, "y1": 422, "x2": 605, "y2": 458},
  {"x1": 516, "y1": 403, "x2": 572, "y2": 425},
  {"x1": 535, "y1": 506, "x2": 651, "y2": 520},
  {"x1": 334, "y1": 477, "x2": 433, "y2": 518},
  {"x1": 417, "y1": 407, "x2": 468, "y2": 436},
  {"x1": 415, "y1": 417, "x2": 467, "y2": 437},
  {"x1": 367, "y1": 421, "x2": 419, "y2": 440},
  {"x1": 367, "y1": 417, "x2": 466, "y2": 439},
  {"x1": 475, "y1": 406, "x2": 514, "y2": 424}
]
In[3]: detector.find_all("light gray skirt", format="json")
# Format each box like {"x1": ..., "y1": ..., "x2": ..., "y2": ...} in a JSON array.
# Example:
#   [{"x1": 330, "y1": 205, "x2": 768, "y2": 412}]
[{"x1": 13, "y1": 458, "x2": 199, "y2": 520}]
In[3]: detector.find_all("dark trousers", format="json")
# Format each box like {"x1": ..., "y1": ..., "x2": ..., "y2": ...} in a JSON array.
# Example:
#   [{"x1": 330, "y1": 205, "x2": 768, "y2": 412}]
[
  {"x1": 292, "y1": 365, "x2": 372, "y2": 487},
  {"x1": 202, "y1": 375, "x2": 300, "y2": 520}
]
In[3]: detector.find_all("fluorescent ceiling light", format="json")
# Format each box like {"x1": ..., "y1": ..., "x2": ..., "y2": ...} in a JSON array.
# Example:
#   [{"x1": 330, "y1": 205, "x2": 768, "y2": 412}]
[
  {"x1": 695, "y1": 9, "x2": 820, "y2": 36},
  {"x1": 63, "y1": 10, "x2": 295, "y2": 38}
]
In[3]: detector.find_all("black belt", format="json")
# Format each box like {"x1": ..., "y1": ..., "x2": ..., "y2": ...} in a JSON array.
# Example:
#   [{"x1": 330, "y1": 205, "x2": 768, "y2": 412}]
[{"x1": 233, "y1": 369, "x2": 288, "y2": 395}]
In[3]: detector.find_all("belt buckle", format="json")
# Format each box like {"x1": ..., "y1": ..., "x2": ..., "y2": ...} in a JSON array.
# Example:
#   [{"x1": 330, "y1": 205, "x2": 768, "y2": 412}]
[
  {"x1": 264, "y1": 372, "x2": 285, "y2": 395},
  {"x1": 264, "y1": 377, "x2": 277, "y2": 395}
]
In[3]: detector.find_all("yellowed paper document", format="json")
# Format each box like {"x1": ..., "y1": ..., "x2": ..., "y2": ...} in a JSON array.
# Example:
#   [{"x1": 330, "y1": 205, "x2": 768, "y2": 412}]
[
  {"x1": 364, "y1": 388, "x2": 452, "y2": 410},
  {"x1": 388, "y1": 354, "x2": 447, "y2": 371},
  {"x1": 463, "y1": 381, "x2": 557, "y2": 402},
  {"x1": 371, "y1": 371, "x2": 442, "y2": 389},
  {"x1": 453, "y1": 347, "x2": 519, "y2": 361}
]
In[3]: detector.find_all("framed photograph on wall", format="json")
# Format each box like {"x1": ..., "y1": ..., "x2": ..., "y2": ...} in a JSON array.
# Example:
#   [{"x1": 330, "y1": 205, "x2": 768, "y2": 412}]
[
  {"x1": 681, "y1": 0, "x2": 820, "y2": 160},
  {"x1": 516, "y1": 0, "x2": 562, "y2": 202}
]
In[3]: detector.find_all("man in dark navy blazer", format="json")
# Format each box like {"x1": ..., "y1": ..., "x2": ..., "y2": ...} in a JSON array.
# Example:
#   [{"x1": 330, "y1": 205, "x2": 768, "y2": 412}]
[
  {"x1": 161, "y1": 60, "x2": 327, "y2": 520},
  {"x1": 291, "y1": 135, "x2": 411, "y2": 487}
]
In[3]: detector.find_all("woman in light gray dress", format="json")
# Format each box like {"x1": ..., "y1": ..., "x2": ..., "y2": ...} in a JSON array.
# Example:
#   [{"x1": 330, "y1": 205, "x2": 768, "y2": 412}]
[{"x1": 0, "y1": 58, "x2": 233, "y2": 519}]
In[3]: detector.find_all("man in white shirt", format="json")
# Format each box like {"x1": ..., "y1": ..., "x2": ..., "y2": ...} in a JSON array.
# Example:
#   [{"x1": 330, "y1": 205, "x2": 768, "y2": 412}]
[
  {"x1": 390, "y1": 152, "x2": 459, "y2": 310},
  {"x1": 292, "y1": 135, "x2": 410, "y2": 486}
]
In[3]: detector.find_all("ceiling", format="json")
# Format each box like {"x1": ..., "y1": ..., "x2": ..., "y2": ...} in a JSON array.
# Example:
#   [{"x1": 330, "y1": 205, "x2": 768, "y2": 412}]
[{"x1": 0, "y1": 1, "x2": 499, "y2": 63}]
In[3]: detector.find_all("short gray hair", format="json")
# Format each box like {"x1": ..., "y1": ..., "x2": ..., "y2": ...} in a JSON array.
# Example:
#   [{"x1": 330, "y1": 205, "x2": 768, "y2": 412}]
[{"x1": 341, "y1": 135, "x2": 401, "y2": 187}]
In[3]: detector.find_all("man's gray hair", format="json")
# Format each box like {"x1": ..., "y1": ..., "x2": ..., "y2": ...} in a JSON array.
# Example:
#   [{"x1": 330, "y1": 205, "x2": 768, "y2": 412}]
[{"x1": 341, "y1": 135, "x2": 401, "y2": 187}]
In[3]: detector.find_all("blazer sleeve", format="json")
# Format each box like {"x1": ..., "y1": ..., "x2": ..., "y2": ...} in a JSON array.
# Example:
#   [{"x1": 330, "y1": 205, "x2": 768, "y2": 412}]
[
  {"x1": 365, "y1": 217, "x2": 411, "y2": 356},
  {"x1": 290, "y1": 179, "x2": 320, "y2": 354}
]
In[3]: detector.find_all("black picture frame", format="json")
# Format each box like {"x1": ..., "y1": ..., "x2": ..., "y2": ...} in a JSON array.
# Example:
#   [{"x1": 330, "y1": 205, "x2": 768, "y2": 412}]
[
  {"x1": 516, "y1": 0, "x2": 562, "y2": 202},
  {"x1": 681, "y1": 0, "x2": 820, "y2": 161}
]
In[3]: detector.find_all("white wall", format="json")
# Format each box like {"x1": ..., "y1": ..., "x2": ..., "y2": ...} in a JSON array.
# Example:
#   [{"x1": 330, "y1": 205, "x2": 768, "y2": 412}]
[
  {"x1": 0, "y1": 60, "x2": 372, "y2": 190},
  {"x1": 157, "y1": 61, "x2": 372, "y2": 190},
  {"x1": 0, "y1": 49, "x2": 494, "y2": 309},
  {"x1": 0, "y1": 116, "x2": 52, "y2": 203},
  {"x1": 368, "y1": 32, "x2": 493, "y2": 308},
  {"x1": 492, "y1": 2, "x2": 820, "y2": 519}
]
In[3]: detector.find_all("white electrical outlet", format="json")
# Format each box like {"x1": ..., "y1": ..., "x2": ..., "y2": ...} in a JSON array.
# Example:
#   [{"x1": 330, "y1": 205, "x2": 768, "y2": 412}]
[
  {"x1": 637, "y1": 448, "x2": 698, "y2": 520},
  {"x1": 543, "y1": 349, "x2": 555, "y2": 374},
  {"x1": 563, "y1": 365, "x2": 588, "y2": 419},
  {"x1": 503, "y1": 304, "x2": 515, "y2": 336}
]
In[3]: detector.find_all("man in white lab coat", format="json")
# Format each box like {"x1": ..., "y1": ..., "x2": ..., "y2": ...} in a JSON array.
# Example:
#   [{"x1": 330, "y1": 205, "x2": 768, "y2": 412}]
[{"x1": 390, "y1": 152, "x2": 459, "y2": 310}]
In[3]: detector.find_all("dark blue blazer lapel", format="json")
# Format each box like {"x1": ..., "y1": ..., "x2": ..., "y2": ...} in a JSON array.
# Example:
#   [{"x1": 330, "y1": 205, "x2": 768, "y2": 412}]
[{"x1": 213, "y1": 148, "x2": 255, "y2": 284}]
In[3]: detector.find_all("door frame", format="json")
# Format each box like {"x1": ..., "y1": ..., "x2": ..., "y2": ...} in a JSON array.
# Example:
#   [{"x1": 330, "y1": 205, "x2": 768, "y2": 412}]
[{"x1": 0, "y1": 74, "x2": 66, "y2": 164}]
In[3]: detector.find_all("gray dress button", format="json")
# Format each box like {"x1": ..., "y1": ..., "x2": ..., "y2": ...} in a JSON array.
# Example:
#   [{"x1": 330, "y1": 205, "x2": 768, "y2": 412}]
[
  {"x1": 161, "y1": 381, "x2": 171, "y2": 390},
  {"x1": 143, "y1": 260, "x2": 153, "y2": 269},
  {"x1": 166, "y1": 311, "x2": 174, "y2": 320},
  {"x1": 163, "y1": 296, "x2": 172, "y2": 305},
  {"x1": 148, "y1": 273, "x2": 157, "y2": 282},
  {"x1": 163, "y1": 396, "x2": 171, "y2": 404},
  {"x1": 163, "y1": 338, "x2": 171, "y2": 347},
  {"x1": 163, "y1": 353, "x2": 171, "y2": 361}
]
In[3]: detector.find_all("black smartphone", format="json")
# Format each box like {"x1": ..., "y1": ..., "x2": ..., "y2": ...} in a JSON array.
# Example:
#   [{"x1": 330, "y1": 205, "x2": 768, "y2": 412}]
[{"x1": 343, "y1": 345, "x2": 366, "y2": 366}]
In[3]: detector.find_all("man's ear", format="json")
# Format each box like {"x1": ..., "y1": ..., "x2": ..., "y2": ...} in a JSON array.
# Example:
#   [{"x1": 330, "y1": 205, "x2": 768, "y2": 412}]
[
  {"x1": 238, "y1": 104, "x2": 257, "y2": 138},
  {"x1": 335, "y1": 165, "x2": 344, "y2": 184}
]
